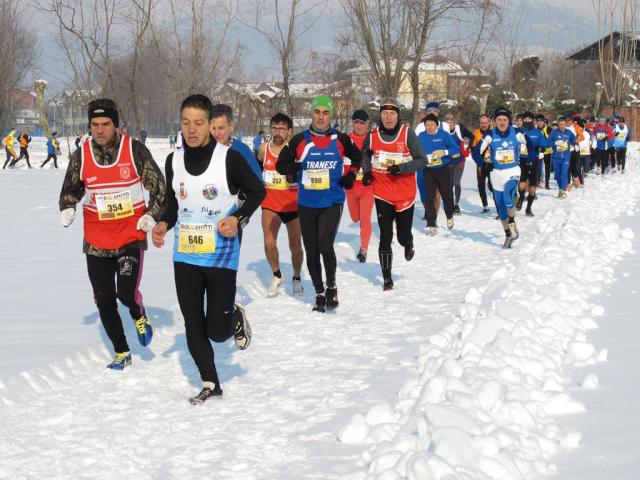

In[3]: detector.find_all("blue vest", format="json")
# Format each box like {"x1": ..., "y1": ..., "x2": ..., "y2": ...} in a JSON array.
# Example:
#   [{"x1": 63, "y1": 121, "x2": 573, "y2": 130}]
[
  {"x1": 297, "y1": 130, "x2": 345, "y2": 208},
  {"x1": 489, "y1": 127, "x2": 520, "y2": 170}
]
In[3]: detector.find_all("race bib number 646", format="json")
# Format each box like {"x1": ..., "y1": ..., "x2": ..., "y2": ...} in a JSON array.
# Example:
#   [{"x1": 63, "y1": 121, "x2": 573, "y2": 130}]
[{"x1": 178, "y1": 224, "x2": 216, "y2": 253}]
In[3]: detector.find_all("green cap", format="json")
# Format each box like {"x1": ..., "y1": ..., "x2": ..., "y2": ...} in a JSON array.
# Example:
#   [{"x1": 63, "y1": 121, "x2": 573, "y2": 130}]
[
  {"x1": 311, "y1": 95, "x2": 334, "y2": 116},
  {"x1": 598, "y1": 114, "x2": 607, "y2": 121}
]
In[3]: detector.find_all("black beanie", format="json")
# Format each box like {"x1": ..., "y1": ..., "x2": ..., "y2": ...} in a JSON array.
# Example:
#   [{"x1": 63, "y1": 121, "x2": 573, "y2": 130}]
[
  {"x1": 493, "y1": 106, "x2": 512, "y2": 121},
  {"x1": 424, "y1": 113, "x2": 439, "y2": 125},
  {"x1": 88, "y1": 98, "x2": 120, "y2": 128}
]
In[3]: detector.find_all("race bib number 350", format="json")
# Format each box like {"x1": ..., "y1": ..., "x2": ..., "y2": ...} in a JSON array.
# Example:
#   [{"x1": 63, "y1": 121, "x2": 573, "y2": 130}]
[
  {"x1": 96, "y1": 191, "x2": 134, "y2": 221},
  {"x1": 377, "y1": 151, "x2": 404, "y2": 169},
  {"x1": 495, "y1": 149, "x2": 515, "y2": 165},
  {"x1": 178, "y1": 224, "x2": 216, "y2": 254},
  {"x1": 302, "y1": 169, "x2": 330, "y2": 190}
]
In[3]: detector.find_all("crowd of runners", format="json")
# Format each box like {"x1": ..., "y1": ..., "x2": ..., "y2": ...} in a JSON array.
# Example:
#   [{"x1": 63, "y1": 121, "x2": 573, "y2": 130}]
[{"x1": 5, "y1": 92, "x2": 628, "y2": 404}]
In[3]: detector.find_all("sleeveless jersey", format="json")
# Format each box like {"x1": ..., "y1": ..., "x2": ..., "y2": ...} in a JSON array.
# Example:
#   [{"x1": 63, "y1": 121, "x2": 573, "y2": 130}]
[
  {"x1": 172, "y1": 143, "x2": 241, "y2": 270},
  {"x1": 370, "y1": 124, "x2": 416, "y2": 205},
  {"x1": 80, "y1": 135, "x2": 146, "y2": 250},
  {"x1": 261, "y1": 141, "x2": 297, "y2": 213}
]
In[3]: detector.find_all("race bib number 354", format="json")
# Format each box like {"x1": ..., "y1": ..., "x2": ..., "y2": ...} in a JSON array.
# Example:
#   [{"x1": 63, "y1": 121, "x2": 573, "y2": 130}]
[
  {"x1": 178, "y1": 224, "x2": 216, "y2": 254},
  {"x1": 96, "y1": 191, "x2": 134, "y2": 221}
]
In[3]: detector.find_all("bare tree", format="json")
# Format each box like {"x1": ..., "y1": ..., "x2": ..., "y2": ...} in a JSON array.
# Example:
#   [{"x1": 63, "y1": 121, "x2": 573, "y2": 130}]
[
  {"x1": 0, "y1": 0, "x2": 38, "y2": 126},
  {"x1": 234, "y1": 0, "x2": 327, "y2": 118},
  {"x1": 593, "y1": 0, "x2": 639, "y2": 107},
  {"x1": 38, "y1": 0, "x2": 120, "y2": 103}
]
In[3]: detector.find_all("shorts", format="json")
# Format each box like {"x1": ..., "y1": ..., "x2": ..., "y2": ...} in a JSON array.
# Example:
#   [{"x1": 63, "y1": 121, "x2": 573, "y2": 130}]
[
  {"x1": 263, "y1": 208, "x2": 299, "y2": 224},
  {"x1": 490, "y1": 166, "x2": 521, "y2": 191},
  {"x1": 519, "y1": 160, "x2": 539, "y2": 185}
]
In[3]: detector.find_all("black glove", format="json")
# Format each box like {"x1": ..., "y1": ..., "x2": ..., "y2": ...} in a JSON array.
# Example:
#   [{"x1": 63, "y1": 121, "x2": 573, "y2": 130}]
[
  {"x1": 338, "y1": 171, "x2": 356, "y2": 190},
  {"x1": 387, "y1": 164, "x2": 401, "y2": 175},
  {"x1": 362, "y1": 171, "x2": 372, "y2": 186},
  {"x1": 276, "y1": 160, "x2": 299, "y2": 177}
]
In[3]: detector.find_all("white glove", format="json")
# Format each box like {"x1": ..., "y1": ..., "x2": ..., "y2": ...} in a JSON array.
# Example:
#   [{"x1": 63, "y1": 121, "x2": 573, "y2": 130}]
[
  {"x1": 136, "y1": 214, "x2": 156, "y2": 232},
  {"x1": 60, "y1": 208, "x2": 75, "y2": 227},
  {"x1": 574, "y1": 145, "x2": 580, "y2": 152},
  {"x1": 538, "y1": 152, "x2": 544, "y2": 160}
]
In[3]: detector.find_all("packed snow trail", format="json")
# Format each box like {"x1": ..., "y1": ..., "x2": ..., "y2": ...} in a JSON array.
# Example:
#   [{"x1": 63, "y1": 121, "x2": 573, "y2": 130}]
[{"x1": 0, "y1": 141, "x2": 638, "y2": 479}]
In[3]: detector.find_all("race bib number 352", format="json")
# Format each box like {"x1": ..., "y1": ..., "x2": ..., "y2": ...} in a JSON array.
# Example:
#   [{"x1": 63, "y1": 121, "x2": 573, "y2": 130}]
[
  {"x1": 178, "y1": 224, "x2": 216, "y2": 254},
  {"x1": 302, "y1": 169, "x2": 330, "y2": 190},
  {"x1": 263, "y1": 170, "x2": 289, "y2": 190},
  {"x1": 96, "y1": 191, "x2": 134, "y2": 221}
]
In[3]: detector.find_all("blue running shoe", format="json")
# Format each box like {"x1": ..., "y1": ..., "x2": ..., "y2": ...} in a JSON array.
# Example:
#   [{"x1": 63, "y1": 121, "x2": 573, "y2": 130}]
[
  {"x1": 134, "y1": 315, "x2": 153, "y2": 347},
  {"x1": 107, "y1": 352, "x2": 131, "y2": 370}
]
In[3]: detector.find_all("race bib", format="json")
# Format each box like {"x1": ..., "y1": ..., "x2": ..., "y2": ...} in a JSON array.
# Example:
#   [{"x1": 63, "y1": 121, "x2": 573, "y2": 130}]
[
  {"x1": 355, "y1": 170, "x2": 364, "y2": 181},
  {"x1": 96, "y1": 191, "x2": 134, "y2": 221},
  {"x1": 556, "y1": 140, "x2": 568, "y2": 152},
  {"x1": 580, "y1": 145, "x2": 590, "y2": 156},
  {"x1": 376, "y1": 151, "x2": 404, "y2": 169},
  {"x1": 178, "y1": 224, "x2": 215, "y2": 254},
  {"x1": 617, "y1": 132, "x2": 626, "y2": 140},
  {"x1": 597, "y1": 133, "x2": 606, "y2": 140},
  {"x1": 263, "y1": 170, "x2": 289, "y2": 190},
  {"x1": 302, "y1": 169, "x2": 330, "y2": 190},
  {"x1": 426, "y1": 154, "x2": 442, "y2": 167},
  {"x1": 520, "y1": 143, "x2": 528, "y2": 155},
  {"x1": 495, "y1": 149, "x2": 515, "y2": 165}
]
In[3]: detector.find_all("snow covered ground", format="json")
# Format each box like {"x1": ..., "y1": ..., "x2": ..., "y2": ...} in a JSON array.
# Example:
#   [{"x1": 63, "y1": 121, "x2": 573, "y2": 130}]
[{"x1": 0, "y1": 139, "x2": 638, "y2": 479}]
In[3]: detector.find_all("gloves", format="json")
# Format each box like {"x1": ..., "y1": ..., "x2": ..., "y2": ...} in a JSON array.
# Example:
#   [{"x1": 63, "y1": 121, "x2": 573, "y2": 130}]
[
  {"x1": 60, "y1": 208, "x2": 75, "y2": 227},
  {"x1": 362, "y1": 171, "x2": 372, "y2": 186},
  {"x1": 573, "y1": 145, "x2": 580, "y2": 153},
  {"x1": 136, "y1": 214, "x2": 156, "y2": 232},
  {"x1": 387, "y1": 164, "x2": 401, "y2": 175},
  {"x1": 338, "y1": 172, "x2": 356, "y2": 190},
  {"x1": 538, "y1": 152, "x2": 544, "y2": 160}
]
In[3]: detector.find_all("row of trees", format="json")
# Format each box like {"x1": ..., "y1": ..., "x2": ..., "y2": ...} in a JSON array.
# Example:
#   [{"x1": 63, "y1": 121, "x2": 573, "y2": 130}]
[{"x1": 3, "y1": 0, "x2": 638, "y2": 135}]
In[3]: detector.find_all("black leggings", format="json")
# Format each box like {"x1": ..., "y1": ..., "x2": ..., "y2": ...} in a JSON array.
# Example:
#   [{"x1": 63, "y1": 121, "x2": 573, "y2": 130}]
[
  {"x1": 544, "y1": 153, "x2": 552, "y2": 187},
  {"x1": 41, "y1": 153, "x2": 58, "y2": 168},
  {"x1": 570, "y1": 151, "x2": 583, "y2": 185},
  {"x1": 174, "y1": 261, "x2": 237, "y2": 385},
  {"x1": 375, "y1": 198, "x2": 414, "y2": 280},
  {"x1": 596, "y1": 149, "x2": 608, "y2": 174},
  {"x1": 476, "y1": 164, "x2": 494, "y2": 207},
  {"x1": 11, "y1": 148, "x2": 31, "y2": 167},
  {"x1": 616, "y1": 148, "x2": 627, "y2": 171},
  {"x1": 425, "y1": 166, "x2": 454, "y2": 227},
  {"x1": 86, "y1": 249, "x2": 145, "y2": 354},
  {"x1": 298, "y1": 204, "x2": 342, "y2": 294}
]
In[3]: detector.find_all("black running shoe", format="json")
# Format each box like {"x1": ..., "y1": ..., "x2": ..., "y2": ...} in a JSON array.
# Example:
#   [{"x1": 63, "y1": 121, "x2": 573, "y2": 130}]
[
  {"x1": 404, "y1": 244, "x2": 415, "y2": 261},
  {"x1": 482, "y1": 206, "x2": 490, "y2": 214},
  {"x1": 525, "y1": 208, "x2": 534, "y2": 217},
  {"x1": 325, "y1": 287, "x2": 339, "y2": 309},
  {"x1": 189, "y1": 386, "x2": 223, "y2": 405},
  {"x1": 383, "y1": 278, "x2": 394, "y2": 291},
  {"x1": 313, "y1": 294, "x2": 326, "y2": 313},
  {"x1": 356, "y1": 248, "x2": 367, "y2": 263},
  {"x1": 232, "y1": 303, "x2": 252, "y2": 350},
  {"x1": 502, "y1": 236, "x2": 513, "y2": 249},
  {"x1": 453, "y1": 204, "x2": 461, "y2": 215}
]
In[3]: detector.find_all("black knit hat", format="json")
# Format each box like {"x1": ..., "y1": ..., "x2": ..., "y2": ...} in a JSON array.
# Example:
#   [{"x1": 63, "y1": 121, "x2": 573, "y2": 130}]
[
  {"x1": 493, "y1": 106, "x2": 512, "y2": 121},
  {"x1": 88, "y1": 98, "x2": 120, "y2": 128},
  {"x1": 351, "y1": 109, "x2": 369, "y2": 122},
  {"x1": 424, "y1": 113, "x2": 439, "y2": 125},
  {"x1": 522, "y1": 111, "x2": 535, "y2": 121}
]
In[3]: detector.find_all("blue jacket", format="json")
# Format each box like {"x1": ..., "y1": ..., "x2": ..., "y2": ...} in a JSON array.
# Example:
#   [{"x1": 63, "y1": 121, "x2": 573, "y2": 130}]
[
  {"x1": 231, "y1": 138, "x2": 262, "y2": 179},
  {"x1": 418, "y1": 128, "x2": 459, "y2": 169},
  {"x1": 47, "y1": 137, "x2": 57, "y2": 155},
  {"x1": 548, "y1": 129, "x2": 576, "y2": 161},
  {"x1": 520, "y1": 126, "x2": 548, "y2": 163},
  {"x1": 252, "y1": 134, "x2": 263, "y2": 153}
]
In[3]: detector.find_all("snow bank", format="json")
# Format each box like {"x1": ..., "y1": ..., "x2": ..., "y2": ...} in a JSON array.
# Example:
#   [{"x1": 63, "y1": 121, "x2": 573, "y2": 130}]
[{"x1": 341, "y1": 160, "x2": 638, "y2": 479}]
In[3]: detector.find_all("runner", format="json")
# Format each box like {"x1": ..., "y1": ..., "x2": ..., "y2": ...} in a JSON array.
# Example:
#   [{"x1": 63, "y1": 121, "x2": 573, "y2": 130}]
[
  {"x1": 613, "y1": 116, "x2": 630, "y2": 174},
  {"x1": 566, "y1": 115, "x2": 585, "y2": 189},
  {"x1": 41, "y1": 132, "x2": 60, "y2": 169},
  {"x1": 418, "y1": 113, "x2": 458, "y2": 235},
  {"x1": 577, "y1": 118, "x2": 592, "y2": 180},
  {"x1": 443, "y1": 112, "x2": 473, "y2": 215},
  {"x1": 2, "y1": 128, "x2": 18, "y2": 169},
  {"x1": 361, "y1": 97, "x2": 426, "y2": 290},
  {"x1": 59, "y1": 98, "x2": 166, "y2": 370},
  {"x1": 415, "y1": 102, "x2": 442, "y2": 213},
  {"x1": 478, "y1": 107, "x2": 524, "y2": 248},
  {"x1": 10, "y1": 130, "x2": 33, "y2": 168},
  {"x1": 210, "y1": 104, "x2": 262, "y2": 179},
  {"x1": 471, "y1": 114, "x2": 494, "y2": 214},
  {"x1": 516, "y1": 111, "x2": 546, "y2": 216},
  {"x1": 548, "y1": 116, "x2": 577, "y2": 198},
  {"x1": 346, "y1": 109, "x2": 374, "y2": 262},
  {"x1": 593, "y1": 115, "x2": 614, "y2": 175},
  {"x1": 257, "y1": 113, "x2": 304, "y2": 297},
  {"x1": 276, "y1": 95, "x2": 362, "y2": 311},
  {"x1": 152, "y1": 94, "x2": 265, "y2": 403}
]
